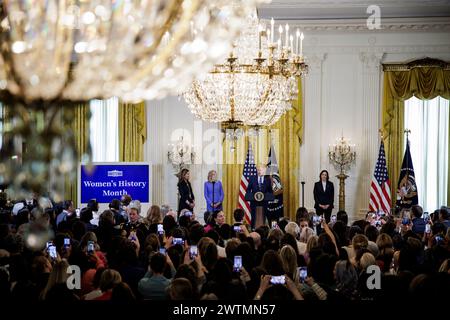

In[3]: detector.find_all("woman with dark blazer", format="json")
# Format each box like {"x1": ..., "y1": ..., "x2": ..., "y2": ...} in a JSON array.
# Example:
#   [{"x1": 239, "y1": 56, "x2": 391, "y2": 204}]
[
  {"x1": 313, "y1": 170, "x2": 334, "y2": 223},
  {"x1": 177, "y1": 168, "x2": 195, "y2": 215}
]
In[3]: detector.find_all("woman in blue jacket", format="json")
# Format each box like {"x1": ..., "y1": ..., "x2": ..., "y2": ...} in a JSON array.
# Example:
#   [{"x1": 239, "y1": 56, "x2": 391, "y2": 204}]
[{"x1": 204, "y1": 170, "x2": 224, "y2": 213}]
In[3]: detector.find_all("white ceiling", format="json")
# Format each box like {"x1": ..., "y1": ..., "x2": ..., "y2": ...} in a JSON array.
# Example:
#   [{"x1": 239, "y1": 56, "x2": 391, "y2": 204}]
[{"x1": 258, "y1": 0, "x2": 450, "y2": 20}]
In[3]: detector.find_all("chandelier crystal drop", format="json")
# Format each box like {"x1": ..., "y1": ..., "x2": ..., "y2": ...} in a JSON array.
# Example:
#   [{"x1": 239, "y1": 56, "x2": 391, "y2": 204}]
[{"x1": 183, "y1": 12, "x2": 308, "y2": 132}]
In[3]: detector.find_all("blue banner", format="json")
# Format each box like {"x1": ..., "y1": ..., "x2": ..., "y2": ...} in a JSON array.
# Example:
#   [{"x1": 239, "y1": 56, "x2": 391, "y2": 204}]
[{"x1": 80, "y1": 163, "x2": 150, "y2": 204}]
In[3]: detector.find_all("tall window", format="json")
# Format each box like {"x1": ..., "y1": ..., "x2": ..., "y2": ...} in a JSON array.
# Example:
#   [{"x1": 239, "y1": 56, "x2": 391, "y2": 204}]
[
  {"x1": 405, "y1": 96, "x2": 449, "y2": 212},
  {"x1": 89, "y1": 97, "x2": 119, "y2": 162}
]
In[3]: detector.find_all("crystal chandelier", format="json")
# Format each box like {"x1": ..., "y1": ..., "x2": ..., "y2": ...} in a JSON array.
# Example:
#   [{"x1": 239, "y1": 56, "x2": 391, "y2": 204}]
[
  {"x1": 183, "y1": 12, "x2": 308, "y2": 140},
  {"x1": 0, "y1": 0, "x2": 267, "y2": 199}
]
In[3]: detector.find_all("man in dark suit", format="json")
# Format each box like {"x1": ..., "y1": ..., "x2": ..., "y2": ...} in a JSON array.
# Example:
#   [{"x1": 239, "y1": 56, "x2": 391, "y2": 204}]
[
  {"x1": 313, "y1": 170, "x2": 334, "y2": 223},
  {"x1": 247, "y1": 164, "x2": 273, "y2": 230}
]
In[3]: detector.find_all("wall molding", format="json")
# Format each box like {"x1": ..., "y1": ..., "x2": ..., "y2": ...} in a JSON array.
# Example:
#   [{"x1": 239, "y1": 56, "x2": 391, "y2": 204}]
[
  {"x1": 305, "y1": 45, "x2": 450, "y2": 55},
  {"x1": 264, "y1": 18, "x2": 450, "y2": 32}
]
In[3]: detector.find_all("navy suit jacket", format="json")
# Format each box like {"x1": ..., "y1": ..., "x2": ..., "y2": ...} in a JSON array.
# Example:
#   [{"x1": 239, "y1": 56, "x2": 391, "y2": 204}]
[
  {"x1": 313, "y1": 181, "x2": 334, "y2": 210},
  {"x1": 247, "y1": 175, "x2": 273, "y2": 208}
]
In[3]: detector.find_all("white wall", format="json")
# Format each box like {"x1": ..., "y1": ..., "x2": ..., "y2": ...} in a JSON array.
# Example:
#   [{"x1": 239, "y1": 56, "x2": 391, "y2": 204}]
[{"x1": 144, "y1": 28, "x2": 450, "y2": 222}]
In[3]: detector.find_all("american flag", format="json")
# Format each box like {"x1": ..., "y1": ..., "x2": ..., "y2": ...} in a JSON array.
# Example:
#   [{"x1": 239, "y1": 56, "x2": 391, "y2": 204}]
[
  {"x1": 238, "y1": 143, "x2": 257, "y2": 224},
  {"x1": 369, "y1": 140, "x2": 391, "y2": 214}
]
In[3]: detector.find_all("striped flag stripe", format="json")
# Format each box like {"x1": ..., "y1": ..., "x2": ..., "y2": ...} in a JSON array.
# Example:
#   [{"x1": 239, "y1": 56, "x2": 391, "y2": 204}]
[{"x1": 369, "y1": 140, "x2": 391, "y2": 214}]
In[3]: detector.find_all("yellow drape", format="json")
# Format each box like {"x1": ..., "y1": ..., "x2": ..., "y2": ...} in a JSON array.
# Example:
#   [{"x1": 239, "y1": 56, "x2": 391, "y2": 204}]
[
  {"x1": 382, "y1": 59, "x2": 450, "y2": 203},
  {"x1": 222, "y1": 78, "x2": 302, "y2": 223},
  {"x1": 119, "y1": 101, "x2": 147, "y2": 162},
  {"x1": 63, "y1": 103, "x2": 90, "y2": 203}
]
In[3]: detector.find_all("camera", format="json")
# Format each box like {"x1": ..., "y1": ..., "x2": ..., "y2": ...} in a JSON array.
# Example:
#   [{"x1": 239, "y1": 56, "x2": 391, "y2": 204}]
[
  {"x1": 47, "y1": 245, "x2": 57, "y2": 260},
  {"x1": 87, "y1": 241, "x2": 95, "y2": 254},
  {"x1": 233, "y1": 225, "x2": 242, "y2": 233},
  {"x1": 159, "y1": 248, "x2": 166, "y2": 255},
  {"x1": 172, "y1": 238, "x2": 184, "y2": 245},
  {"x1": 425, "y1": 224, "x2": 431, "y2": 234},
  {"x1": 298, "y1": 267, "x2": 307, "y2": 283},
  {"x1": 270, "y1": 275, "x2": 286, "y2": 285},
  {"x1": 330, "y1": 215, "x2": 337, "y2": 224},
  {"x1": 189, "y1": 245, "x2": 198, "y2": 259},
  {"x1": 422, "y1": 212, "x2": 430, "y2": 223},
  {"x1": 64, "y1": 238, "x2": 70, "y2": 248},
  {"x1": 157, "y1": 224, "x2": 164, "y2": 235},
  {"x1": 233, "y1": 256, "x2": 242, "y2": 272},
  {"x1": 46, "y1": 241, "x2": 53, "y2": 249},
  {"x1": 271, "y1": 221, "x2": 278, "y2": 229},
  {"x1": 312, "y1": 215, "x2": 323, "y2": 225},
  {"x1": 402, "y1": 217, "x2": 410, "y2": 225}
]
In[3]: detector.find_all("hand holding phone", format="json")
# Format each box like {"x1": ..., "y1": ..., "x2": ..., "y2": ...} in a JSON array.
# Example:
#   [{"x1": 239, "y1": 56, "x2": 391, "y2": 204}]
[
  {"x1": 48, "y1": 245, "x2": 57, "y2": 260},
  {"x1": 298, "y1": 267, "x2": 307, "y2": 283},
  {"x1": 402, "y1": 217, "x2": 410, "y2": 225},
  {"x1": 233, "y1": 256, "x2": 242, "y2": 273},
  {"x1": 172, "y1": 238, "x2": 184, "y2": 245},
  {"x1": 233, "y1": 225, "x2": 242, "y2": 233},
  {"x1": 189, "y1": 245, "x2": 198, "y2": 259},
  {"x1": 87, "y1": 241, "x2": 95, "y2": 254},
  {"x1": 157, "y1": 224, "x2": 164, "y2": 235}
]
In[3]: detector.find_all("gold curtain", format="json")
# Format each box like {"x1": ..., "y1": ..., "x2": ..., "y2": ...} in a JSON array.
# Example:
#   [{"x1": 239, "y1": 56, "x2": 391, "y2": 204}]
[
  {"x1": 382, "y1": 58, "x2": 450, "y2": 203},
  {"x1": 63, "y1": 103, "x2": 90, "y2": 203},
  {"x1": 118, "y1": 101, "x2": 147, "y2": 162},
  {"x1": 222, "y1": 78, "x2": 302, "y2": 223}
]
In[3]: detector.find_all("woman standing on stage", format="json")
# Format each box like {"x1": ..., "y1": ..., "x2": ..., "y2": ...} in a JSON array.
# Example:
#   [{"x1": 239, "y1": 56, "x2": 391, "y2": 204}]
[
  {"x1": 313, "y1": 170, "x2": 334, "y2": 223},
  {"x1": 178, "y1": 168, "x2": 195, "y2": 215},
  {"x1": 204, "y1": 170, "x2": 224, "y2": 213}
]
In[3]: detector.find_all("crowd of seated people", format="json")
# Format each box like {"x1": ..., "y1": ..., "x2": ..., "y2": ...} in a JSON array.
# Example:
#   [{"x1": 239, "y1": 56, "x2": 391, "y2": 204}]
[{"x1": 0, "y1": 194, "x2": 449, "y2": 301}]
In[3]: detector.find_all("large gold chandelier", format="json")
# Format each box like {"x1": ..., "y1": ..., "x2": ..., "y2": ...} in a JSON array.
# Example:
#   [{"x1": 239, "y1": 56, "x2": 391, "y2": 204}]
[
  {"x1": 0, "y1": 0, "x2": 266, "y2": 199},
  {"x1": 183, "y1": 12, "x2": 307, "y2": 140}
]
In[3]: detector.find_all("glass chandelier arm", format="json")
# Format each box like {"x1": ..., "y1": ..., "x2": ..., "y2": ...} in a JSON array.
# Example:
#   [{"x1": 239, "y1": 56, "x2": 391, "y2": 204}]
[{"x1": 126, "y1": 0, "x2": 195, "y2": 85}]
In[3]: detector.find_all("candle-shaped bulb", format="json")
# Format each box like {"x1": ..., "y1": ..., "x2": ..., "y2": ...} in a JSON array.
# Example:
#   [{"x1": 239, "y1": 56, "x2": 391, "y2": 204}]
[
  {"x1": 300, "y1": 32, "x2": 304, "y2": 56},
  {"x1": 285, "y1": 23, "x2": 289, "y2": 47},
  {"x1": 290, "y1": 35, "x2": 293, "y2": 52},
  {"x1": 258, "y1": 24, "x2": 263, "y2": 50},
  {"x1": 270, "y1": 18, "x2": 275, "y2": 43},
  {"x1": 278, "y1": 25, "x2": 283, "y2": 48}
]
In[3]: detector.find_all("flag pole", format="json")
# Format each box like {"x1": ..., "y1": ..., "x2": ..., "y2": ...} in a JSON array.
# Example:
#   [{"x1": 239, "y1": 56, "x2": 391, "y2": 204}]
[
  {"x1": 404, "y1": 128, "x2": 411, "y2": 172},
  {"x1": 378, "y1": 128, "x2": 384, "y2": 141}
]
